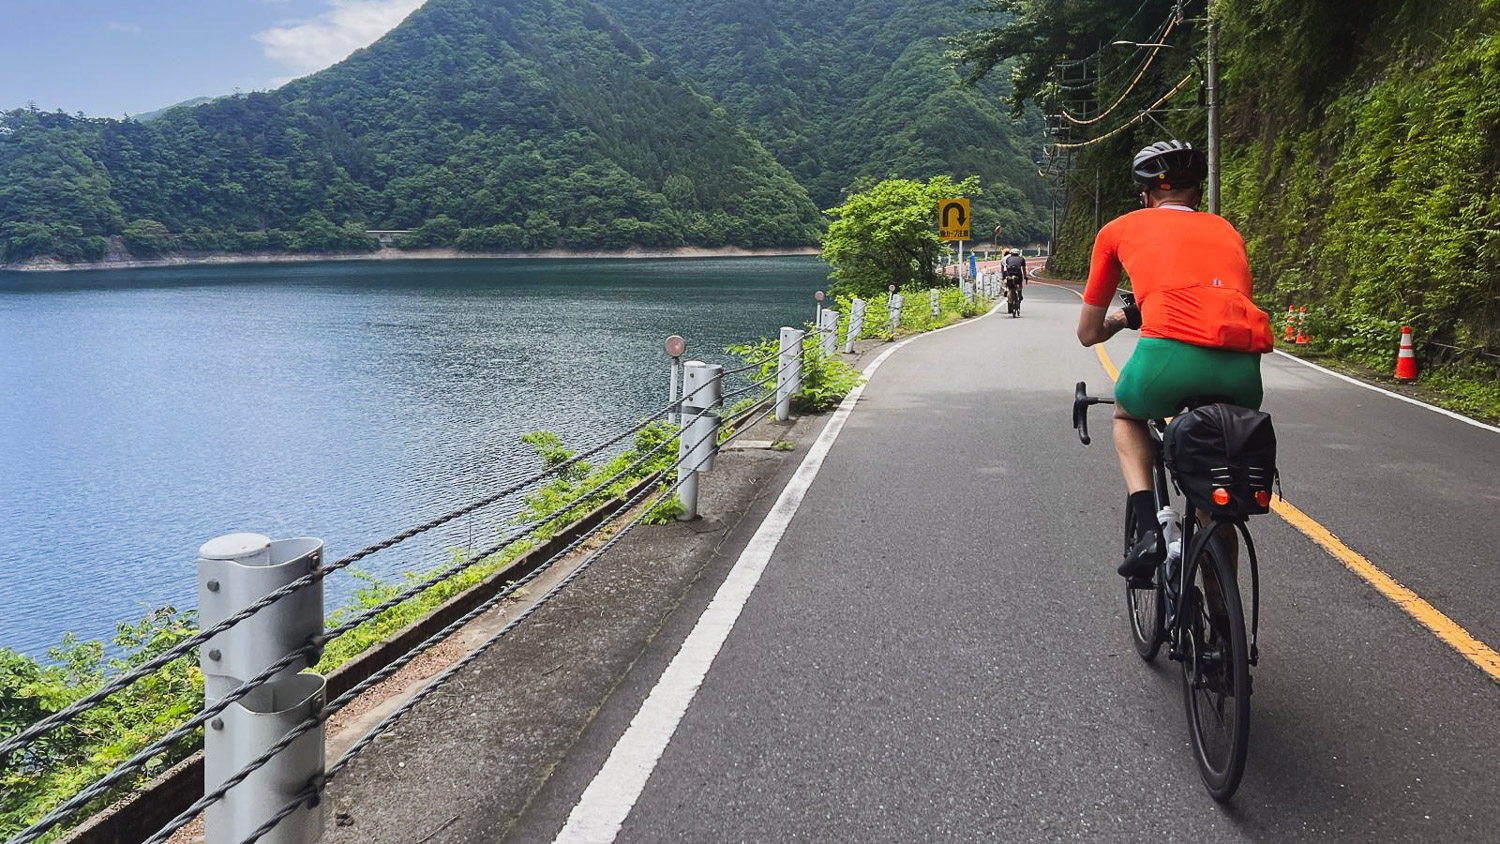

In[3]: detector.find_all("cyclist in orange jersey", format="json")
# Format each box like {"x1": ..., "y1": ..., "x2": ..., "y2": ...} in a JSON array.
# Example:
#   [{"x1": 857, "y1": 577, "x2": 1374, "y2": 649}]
[{"x1": 1075, "y1": 141, "x2": 1275, "y2": 580}]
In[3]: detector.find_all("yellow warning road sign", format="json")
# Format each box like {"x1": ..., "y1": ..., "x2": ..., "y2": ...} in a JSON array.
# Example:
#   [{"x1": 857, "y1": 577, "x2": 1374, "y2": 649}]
[{"x1": 938, "y1": 198, "x2": 970, "y2": 241}]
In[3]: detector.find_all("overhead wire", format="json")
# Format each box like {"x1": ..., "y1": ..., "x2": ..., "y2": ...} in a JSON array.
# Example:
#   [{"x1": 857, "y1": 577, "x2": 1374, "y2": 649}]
[
  {"x1": 1061, "y1": 15, "x2": 1178, "y2": 126},
  {"x1": 1050, "y1": 72, "x2": 1198, "y2": 151}
]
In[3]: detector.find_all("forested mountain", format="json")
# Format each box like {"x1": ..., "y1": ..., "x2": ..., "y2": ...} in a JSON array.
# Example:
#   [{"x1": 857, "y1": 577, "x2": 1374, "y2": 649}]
[
  {"x1": 0, "y1": 0, "x2": 825, "y2": 265},
  {"x1": 596, "y1": 0, "x2": 1050, "y2": 243}
]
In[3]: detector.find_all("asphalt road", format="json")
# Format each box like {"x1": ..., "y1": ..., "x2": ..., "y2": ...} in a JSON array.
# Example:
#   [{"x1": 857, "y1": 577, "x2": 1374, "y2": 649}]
[{"x1": 516, "y1": 282, "x2": 1500, "y2": 842}]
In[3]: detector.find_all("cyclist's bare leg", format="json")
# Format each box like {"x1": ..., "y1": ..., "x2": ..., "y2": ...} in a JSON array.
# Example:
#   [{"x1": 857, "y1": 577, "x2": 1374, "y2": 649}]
[{"x1": 1113, "y1": 405, "x2": 1155, "y2": 494}]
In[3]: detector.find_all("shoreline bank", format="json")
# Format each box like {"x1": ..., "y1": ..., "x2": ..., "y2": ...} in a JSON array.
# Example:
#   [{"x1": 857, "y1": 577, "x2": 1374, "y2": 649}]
[{"x1": 1, "y1": 245, "x2": 823, "y2": 274}]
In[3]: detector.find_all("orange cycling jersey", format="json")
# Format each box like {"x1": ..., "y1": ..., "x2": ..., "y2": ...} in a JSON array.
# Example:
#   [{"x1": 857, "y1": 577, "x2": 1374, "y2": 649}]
[{"x1": 1084, "y1": 207, "x2": 1274, "y2": 353}]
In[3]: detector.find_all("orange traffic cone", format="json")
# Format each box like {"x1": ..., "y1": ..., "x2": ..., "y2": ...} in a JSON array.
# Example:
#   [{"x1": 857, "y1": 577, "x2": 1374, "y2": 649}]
[
  {"x1": 1294, "y1": 307, "x2": 1309, "y2": 345},
  {"x1": 1395, "y1": 326, "x2": 1418, "y2": 380},
  {"x1": 1283, "y1": 306, "x2": 1296, "y2": 341}
]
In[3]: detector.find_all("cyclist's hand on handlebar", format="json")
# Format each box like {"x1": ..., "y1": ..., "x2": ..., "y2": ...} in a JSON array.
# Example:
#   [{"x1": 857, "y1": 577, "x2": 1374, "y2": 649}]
[
  {"x1": 1103, "y1": 308, "x2": 1137, "y2": 337},
  {"x1": 1120, "y1": 303, "x2": 1142, "y2": 330}
]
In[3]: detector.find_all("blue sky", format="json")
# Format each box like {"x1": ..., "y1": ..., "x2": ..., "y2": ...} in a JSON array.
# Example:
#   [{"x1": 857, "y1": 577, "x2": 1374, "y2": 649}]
[{"x1": 0, "y1": 0, "x2": 427, "y2": 118}]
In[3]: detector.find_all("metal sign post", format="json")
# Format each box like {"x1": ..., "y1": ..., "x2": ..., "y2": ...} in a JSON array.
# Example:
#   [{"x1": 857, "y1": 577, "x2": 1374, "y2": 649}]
[{"x1": 664, "y1": 335, "x2": 687, "y2": 426}]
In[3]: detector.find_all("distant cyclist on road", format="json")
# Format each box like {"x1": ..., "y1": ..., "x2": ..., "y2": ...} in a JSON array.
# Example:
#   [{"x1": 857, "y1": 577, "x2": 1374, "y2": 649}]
[
  {"x1": 1001, "y1": 248, "x2": 1026, "y2": 300},
  {"x1": 1074, "y1": 140, "x2": 1275, "y2": 581}
]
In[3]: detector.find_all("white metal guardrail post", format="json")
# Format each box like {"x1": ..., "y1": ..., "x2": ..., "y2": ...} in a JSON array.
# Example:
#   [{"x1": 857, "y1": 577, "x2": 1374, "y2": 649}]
[
  {"x1": 676, "y1": 361, "x2": 723, "y2": 520},
  {"x1": 199, "y1": 533, "x2": 326, "y2": 844},
  {"x1": 819, "y1": 308, "x2": 838, "y2": 357},
  {"x1": 776, "y1": 327, "x2": 798, "y2": 421},
  {"x1": 889, "y1": 293, "x2": 904, "y2": 335},
  {"x1": 844, "y1": 300, "x2": 865, "y2": 354}
]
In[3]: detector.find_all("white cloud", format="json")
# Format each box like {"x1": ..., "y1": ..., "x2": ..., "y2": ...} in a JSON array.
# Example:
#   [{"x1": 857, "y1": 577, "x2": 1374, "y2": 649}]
[
  {"x1": 108, "y1": 22, "x2": 143, "y2": 33},
  {"x1": 254, "y1": 0, "x2": 426, "y2": 76}
]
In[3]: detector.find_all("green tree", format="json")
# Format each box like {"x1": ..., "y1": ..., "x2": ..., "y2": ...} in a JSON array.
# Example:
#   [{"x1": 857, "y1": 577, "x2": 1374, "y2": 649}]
[
  {"x1": 396, "y1": 214, "x2": 462, "y2": 249},
  {"x1": 821, "y1": 175, "x2": 981, "y2": 297},
  {"x1": 121, "y1": 219, "x2": 171, "y2": 258}
]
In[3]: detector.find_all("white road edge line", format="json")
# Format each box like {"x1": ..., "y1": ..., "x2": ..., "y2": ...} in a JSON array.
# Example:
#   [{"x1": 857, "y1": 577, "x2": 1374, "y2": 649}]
[
  {"x1": 1270, "y1": 349, "x2": 1500, "y2": 435},
  {"x1": 1031, "y1": 279, "x2": 1499, "y2": 436},
  {"x1": 551, "y1": 304, "x2": 1001, "y2": 844}
]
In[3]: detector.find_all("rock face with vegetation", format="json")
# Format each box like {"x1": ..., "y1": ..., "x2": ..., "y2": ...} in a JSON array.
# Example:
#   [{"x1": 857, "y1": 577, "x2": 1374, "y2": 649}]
[
  {"x1": 955, "y1": 0, "x2": 1499, "y2": 411},
  {"x1": 0, "y1": 0, "x2": 1051, "y2": 267}
]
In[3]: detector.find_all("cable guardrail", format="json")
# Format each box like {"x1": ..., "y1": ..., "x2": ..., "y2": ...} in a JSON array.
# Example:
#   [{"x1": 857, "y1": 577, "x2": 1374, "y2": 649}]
[
  {"x1": 5, "y1": 404, "x2": 713, "y2": 844},
  {"x1": 149, "y1": 409, "x2": 729, "y2": 844},
  {"x1": 721, "y1": 343, "x2": 782, "y2": 376},
  {"x1": 0, "y1": 380, "x2": 730, "y2": 767},
  {"x1": 265, "y1": 396, "x2": 794, "y2": 844},
  {"x1": 2, "y1": 286, "x2": 914, "y2": 844}
]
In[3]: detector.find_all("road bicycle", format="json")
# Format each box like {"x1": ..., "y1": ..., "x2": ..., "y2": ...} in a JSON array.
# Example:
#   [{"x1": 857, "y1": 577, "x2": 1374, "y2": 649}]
[
  {"x1": 1071, "y1": 382, "x2": 1264, "y2": 801},
  {"x1": 1004, "y1": 276, "x2": 1023, "y2": 317}
]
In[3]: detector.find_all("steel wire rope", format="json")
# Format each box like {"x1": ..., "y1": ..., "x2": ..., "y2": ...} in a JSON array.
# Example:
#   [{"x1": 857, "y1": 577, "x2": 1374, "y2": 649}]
[
  {"x1": 232, "y1": 787, "x2": 318, "y2": 844},
  {"x1": 717, "y1": 398, "x2": 782, "y2": 450},
  {"x1": 720, "y1": 343, "x2": 782, "y2": 376},
  {"x1": 1061, "y1": 16, "x2": 1178, "y2": 126},
  {"x1": 1049, "y1": 73, "x2": 1197, "y2": 151},
  {"x1": 141, "y1": 416, "x2": 731, "y2": 844},
  {"x1": 0, "y1": 406, "x2": 716, "y2": 844},
  {"x1": 665, "y1": 363, "x2": 755, "y2": 413},
  {"x1": 720, "y1": 364, "x2": 788, "y2": 405},
  {"x1": 194, "y1": 372, "x2": 804, "y2": 844},
  {"x1": 0, "y1": 379, "x2": 719, "y2": 760},
  {"x1": 3, "y1": 642, "x2": 322, "y2": 844},
  {"x1": 312, "y1": 407, "x2": 707, "y2": 647}
]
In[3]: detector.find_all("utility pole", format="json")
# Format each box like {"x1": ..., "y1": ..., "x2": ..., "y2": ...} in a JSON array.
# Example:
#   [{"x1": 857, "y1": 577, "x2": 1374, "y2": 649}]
[{"x1": 1206, "y1": 0, "x2": 1221, "y2": 214}]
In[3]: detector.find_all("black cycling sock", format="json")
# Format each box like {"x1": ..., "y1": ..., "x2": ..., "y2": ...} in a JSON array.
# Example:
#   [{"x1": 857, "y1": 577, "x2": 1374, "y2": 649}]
[{"x1": 1129, "y1": 491, "x2": 1158, "y2": 537}]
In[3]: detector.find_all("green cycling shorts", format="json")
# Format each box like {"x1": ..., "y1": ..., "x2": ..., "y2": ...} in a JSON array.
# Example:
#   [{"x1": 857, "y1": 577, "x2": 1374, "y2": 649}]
[{"x1": 1115, "y1": 337, "x2": 1264, "y2": 420}]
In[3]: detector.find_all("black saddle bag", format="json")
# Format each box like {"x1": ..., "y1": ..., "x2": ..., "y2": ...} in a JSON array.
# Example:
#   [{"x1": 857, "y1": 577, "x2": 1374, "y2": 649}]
[{"x1": 1163, "y1": 404, "x2": 1278, "y2": 518}]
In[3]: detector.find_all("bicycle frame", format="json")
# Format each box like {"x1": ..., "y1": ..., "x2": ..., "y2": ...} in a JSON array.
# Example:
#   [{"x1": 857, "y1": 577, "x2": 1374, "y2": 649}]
[{"x1": 1073, "y1": 383, "x2": 1262, "y2": 664}]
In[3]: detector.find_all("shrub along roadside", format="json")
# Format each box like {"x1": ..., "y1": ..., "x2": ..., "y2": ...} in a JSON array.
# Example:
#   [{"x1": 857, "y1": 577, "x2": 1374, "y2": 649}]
[
  {"x1": 839, "y1": 281, "x2": 993, "y2": 342},
  {"x1": 724, "y1": 281, "x2": 994, "y2": 417},
  {"x1": 725, "y1": 331, "x2": 863, "y2": 415},
  {"x1": 0, "y1": 423, "x2": 676, "y2": 839}
]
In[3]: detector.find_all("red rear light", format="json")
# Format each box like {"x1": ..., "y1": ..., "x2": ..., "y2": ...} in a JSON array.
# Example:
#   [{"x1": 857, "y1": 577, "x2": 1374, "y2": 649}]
[
  {"x1": 1254, "y1": 490, "x2": 1271, "y2": 507},
  {"x1": 1213, "y1": 488, "x2": 1231, "y2": 506}
]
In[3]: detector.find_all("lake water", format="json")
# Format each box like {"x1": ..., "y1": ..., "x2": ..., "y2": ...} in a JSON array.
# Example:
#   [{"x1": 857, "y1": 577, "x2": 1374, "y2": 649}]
[{"x1": 0, "y1": 256, "x2": 828, "y2": 656}]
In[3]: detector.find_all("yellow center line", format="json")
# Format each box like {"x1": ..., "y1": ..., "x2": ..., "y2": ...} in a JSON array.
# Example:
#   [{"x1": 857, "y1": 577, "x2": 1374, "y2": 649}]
[{"x1": 1086, "y1": 333, "x2": 1500, "y2": 683}]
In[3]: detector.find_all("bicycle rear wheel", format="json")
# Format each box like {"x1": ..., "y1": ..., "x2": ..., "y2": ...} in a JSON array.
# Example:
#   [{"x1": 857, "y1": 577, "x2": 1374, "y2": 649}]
[
  {"x1": 1124, "y1": 509, "x2": 1164, "y2": 661},
  {"x1": 1180, "y1": 530, "x2": 1251, "y2": 801}
]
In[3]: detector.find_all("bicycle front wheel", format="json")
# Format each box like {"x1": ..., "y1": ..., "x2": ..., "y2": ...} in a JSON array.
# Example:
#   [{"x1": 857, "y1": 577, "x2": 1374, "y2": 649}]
[{"x1": 1180, "y1": 530, "x2": 1251, "y2": 801}]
